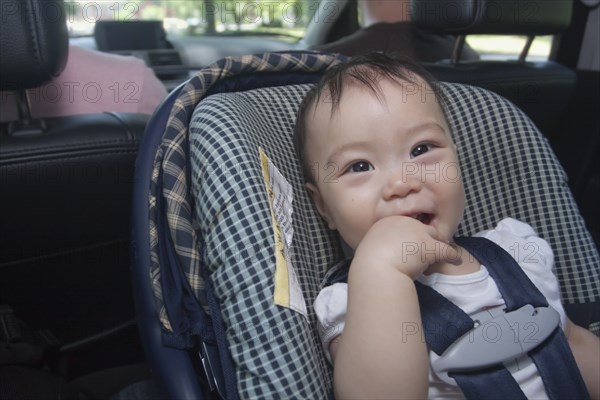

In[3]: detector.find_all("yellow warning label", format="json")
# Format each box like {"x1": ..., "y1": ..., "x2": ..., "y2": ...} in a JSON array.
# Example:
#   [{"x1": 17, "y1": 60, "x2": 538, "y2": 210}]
[{"x1": 259, "y1": 147, "x2": 307, "y2": 317}]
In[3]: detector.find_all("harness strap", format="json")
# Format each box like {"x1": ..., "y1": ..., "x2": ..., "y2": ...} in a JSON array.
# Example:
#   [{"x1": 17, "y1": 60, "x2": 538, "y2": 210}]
[
  {"x1": 418, "y1": 236, "x2": 589, "y2": 400},
  {"x1": 415, "y1": 277, "x2": 528, "y2": 398},
  {"x1": 451, "y1": 367, "x2": 527, "y2": 400},
  {"x1": 324, "y1": 236, "x2": 589, "y2": 399},
  {"x1": 455, "y1": 237, "x2": 547, "y2": 310}
]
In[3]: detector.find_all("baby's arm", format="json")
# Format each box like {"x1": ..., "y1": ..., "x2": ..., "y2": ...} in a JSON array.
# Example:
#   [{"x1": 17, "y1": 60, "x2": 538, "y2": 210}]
[
  {"x1": 332, "y1": 255, "x2": 427, "y2": 399},
  {"x1": 331, "y1": 216, "x2": 460, "y2": 399},
  {"x1": 566, "y1": 319, "x2": 600, "y2": 400}
]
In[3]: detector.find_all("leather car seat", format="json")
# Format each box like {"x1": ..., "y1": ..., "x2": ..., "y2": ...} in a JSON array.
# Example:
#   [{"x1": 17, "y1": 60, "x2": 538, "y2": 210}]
[
  {"x1": 412, "y1": 0, "x2": 576, "y2": 143},
  {"x1": 0, "y1": 0, "x2": 149, "y2": 353}
]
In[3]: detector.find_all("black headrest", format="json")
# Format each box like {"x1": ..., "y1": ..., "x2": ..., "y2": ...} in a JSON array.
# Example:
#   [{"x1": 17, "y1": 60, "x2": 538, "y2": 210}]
[
  {"x1": 411, "y1": 0, "x2": 573, "y2": 35},
  {"x1": 0, "y1": 0, "x2": 69, "y2": 90}
]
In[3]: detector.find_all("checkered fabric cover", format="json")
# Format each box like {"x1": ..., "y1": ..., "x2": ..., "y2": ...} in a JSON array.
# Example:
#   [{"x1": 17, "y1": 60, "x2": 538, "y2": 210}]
[
  {"x1": 441, "y1": 84, "x2": 600, "y2": 314},
  {"x1": 187, "y1": 82, "x2": 600, "y2": 397},
  {"x1": 148, "y1": 52, "x2": 345, "y2": 342},
  {"x1": 149, "y1": 51, "x2": 599, "y2": 397},
  {"x1": 189, "y1": 85, "x2": 341, "y2": 397},
  {"x1": 147, "y1": 52, "x2": 346, "y2": 397}
]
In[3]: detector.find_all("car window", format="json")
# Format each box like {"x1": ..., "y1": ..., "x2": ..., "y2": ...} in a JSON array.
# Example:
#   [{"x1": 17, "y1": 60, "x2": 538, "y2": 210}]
[
  {"x1": 66, "y1": 0, "x2": 320, "y2": 41},
  {"x1": 466, "y1": 35, "x2": 553, "y2": 61},
  {"x1": 353, "y1": 5, "x2": 552, "y2": 62}
]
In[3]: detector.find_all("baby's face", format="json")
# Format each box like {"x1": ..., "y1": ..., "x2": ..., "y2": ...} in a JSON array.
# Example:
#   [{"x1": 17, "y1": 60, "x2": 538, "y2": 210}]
[{"x1": 305, "y1": 77, "x2": 465, "y2": 249}]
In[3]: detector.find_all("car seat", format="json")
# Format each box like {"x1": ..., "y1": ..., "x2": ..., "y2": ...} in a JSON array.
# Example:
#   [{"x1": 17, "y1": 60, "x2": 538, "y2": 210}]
[
  {"x1": 0, "y1": 0, "x2": 149, "y2": 387},
  {"x1": 132, "y1": 51, "x2": 599, "y2": 399},
  {"x1": 412, "y1": 0, "x2": 576, "y2": 144}
]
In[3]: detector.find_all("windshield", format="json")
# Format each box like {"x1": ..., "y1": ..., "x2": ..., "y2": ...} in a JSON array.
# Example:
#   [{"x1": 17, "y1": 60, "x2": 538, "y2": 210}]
[{"x1": 66, "y1": 0, "x2": 319, "y2": 39}]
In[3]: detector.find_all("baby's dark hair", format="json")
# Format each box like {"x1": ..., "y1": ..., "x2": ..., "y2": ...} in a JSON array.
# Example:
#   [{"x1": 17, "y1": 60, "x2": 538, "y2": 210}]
[{"x1": 294, "y1": 52, "x2": 446, "y2": 183}]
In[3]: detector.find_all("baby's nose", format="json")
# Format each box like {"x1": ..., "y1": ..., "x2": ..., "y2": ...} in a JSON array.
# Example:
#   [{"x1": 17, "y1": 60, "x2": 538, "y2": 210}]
[{"x1": 382, "y1": 165, "x2": 422, "y2": 200}]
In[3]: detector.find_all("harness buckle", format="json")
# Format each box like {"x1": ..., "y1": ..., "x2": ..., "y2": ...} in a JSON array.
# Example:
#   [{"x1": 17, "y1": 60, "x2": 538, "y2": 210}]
[{"x1": 432, "y1": 304, "x2": 560, "y2": 384}]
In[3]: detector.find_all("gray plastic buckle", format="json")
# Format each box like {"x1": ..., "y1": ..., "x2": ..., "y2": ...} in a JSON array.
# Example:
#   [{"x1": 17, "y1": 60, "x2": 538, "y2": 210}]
[{"x1": 432, "y1": 304, "x2": 559, "y2": 384}]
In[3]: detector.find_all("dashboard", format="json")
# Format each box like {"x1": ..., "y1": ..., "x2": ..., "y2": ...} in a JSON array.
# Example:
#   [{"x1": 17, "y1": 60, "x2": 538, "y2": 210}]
[{"x1": 71, "y1": 34, "x2": 305, "y2": 91}]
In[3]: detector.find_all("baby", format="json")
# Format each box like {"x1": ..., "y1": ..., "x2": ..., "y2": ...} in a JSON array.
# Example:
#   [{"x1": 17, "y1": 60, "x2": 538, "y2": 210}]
[{"x1": 294, "y1": 53, "x2": 599, "y2": 399}]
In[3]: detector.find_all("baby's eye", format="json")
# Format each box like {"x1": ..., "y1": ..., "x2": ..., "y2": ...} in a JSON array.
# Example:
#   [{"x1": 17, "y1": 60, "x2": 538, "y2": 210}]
[
  {"x1": 347, "y1": 161, "x2": 373, "y2": 173},
  {"x1": 410, "y1": 143, "x2": 433, "y2": 158}
]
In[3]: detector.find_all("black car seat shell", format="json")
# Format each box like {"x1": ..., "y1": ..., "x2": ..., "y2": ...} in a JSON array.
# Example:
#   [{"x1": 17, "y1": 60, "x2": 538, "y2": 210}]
[
  {"x1": 0, "y1": 0, "x2": 68, "y2": 91},
  {"x1": 0, "y1": 0, "x2": 149, "y2": 351},
  {"x1": 412, "y1": 0, "x2": 576, "y2": 142}
]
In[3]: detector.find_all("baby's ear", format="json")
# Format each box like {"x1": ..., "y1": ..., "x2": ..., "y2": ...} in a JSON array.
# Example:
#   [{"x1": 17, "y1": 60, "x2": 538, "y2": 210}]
[{"x1": 305, "y1": 182, "x2": 336, "y2": 230}]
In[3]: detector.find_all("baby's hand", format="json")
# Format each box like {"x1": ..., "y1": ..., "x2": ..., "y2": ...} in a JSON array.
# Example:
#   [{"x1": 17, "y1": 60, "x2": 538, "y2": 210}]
[{"x1": 354, "y1": 216, "x2": 461, "y2": 280}]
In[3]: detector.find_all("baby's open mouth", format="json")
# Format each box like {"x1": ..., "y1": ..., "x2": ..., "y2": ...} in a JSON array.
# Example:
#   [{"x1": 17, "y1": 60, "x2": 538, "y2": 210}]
[{"x1": 412, "y1": 213, "x2": 433, "y2": 225}]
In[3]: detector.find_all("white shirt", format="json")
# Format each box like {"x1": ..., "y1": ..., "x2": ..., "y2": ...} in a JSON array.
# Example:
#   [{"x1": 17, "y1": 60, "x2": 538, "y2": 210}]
[{"x1": 314, "y1": 218, "x2": 566, "y2": 399}]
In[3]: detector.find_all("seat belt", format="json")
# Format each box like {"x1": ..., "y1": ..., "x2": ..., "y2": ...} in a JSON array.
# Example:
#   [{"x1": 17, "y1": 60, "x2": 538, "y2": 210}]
[
  {"x1": 415, "y1": 236, "x2": 590, "y2": 400},
  {"x1": 323, "y1": 236, "x2": 590, "y2": 399}
]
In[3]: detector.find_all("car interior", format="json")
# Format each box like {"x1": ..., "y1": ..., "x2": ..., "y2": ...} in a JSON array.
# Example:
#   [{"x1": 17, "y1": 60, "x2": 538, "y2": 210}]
[
  {"x1": 0, "y1": 0, "x2": 598, "y2": 398},
  {"x1": 1, "y1": 0, "x2": 149, "y2": 388}
]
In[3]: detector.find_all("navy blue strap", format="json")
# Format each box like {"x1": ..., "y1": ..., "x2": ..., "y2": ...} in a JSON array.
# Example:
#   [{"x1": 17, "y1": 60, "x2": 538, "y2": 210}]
[
  {"x1": 324, "y1": 237, "x2": 589, "y2": 399},
  {"x1": 414, "y1": 281, "x2": 473, "y2": 355},
  {"x1": 323, "y1": 259, "x2": 351, "y2": 286},
  {"x1": 416, "y1": 282, "x2": 527, "y2": 397},
  {"x1": 452, "y1": 236, "x2": 589, "y2": 400},
  {"x1": 454, "y1": 236, "x2": 548, "y2": 310},
  {"x1": 452, "y1": 367, "x2": 527, "y2": 400},
  {"x1": 530, "y1": 328, "x2": 590, "y2": 400}
]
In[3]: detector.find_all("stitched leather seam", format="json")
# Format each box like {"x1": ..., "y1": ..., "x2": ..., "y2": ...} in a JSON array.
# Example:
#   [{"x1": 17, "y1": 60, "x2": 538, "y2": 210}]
[
  {"x1": 24, "y1": 0, "x2": 45, "y2": 79},
  {"x1": 1, "y1": 140, "x2": 138, "y2": 155},
  {"x1": 0, "y1": 150, "x2": 137, "y2": 166}
]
